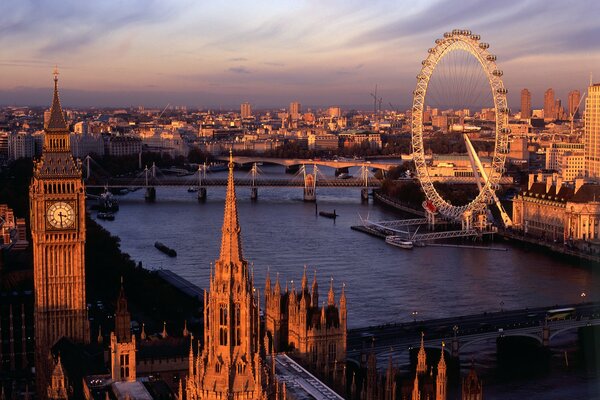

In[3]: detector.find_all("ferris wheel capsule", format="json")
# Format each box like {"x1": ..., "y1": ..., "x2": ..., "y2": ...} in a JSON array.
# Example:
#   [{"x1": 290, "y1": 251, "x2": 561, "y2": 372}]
[
  {"x1": 486, "y1": 55, "x2": 496, "y2": 61},
  {"x1": 496, "y1": 88, "x2": 508, "y2": 95},
  {"x1": 444, "y1": 32, "x2": 452, "y2": 38},
  {"x1": 492, "y1": 70, "x2": 503, "y2": 77},
  {"x1": 470, "y1": 34, "x2": 481, "y2": 40},
  {"x1": 479, "y1": 43, "x2": 490, "y2": 49}
]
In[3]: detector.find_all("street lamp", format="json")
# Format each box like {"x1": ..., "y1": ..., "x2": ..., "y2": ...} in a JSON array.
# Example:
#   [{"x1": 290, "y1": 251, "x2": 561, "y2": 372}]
[
  {"x1": 412, "y1": 311, "x2": 418, "y2": 323},
  {"x1": 453, "y1": 325, "x2": 458, "y2": 337},
  {"x1": 581, "y1": 292, "x2": 587, "y2": 303},
  {"x1": 500, "y1": 301, "x2": 504, "y2": 312}
]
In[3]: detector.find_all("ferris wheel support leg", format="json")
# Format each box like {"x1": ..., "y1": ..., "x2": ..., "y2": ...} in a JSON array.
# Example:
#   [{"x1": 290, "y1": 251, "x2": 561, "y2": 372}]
[{"x1": 464, "y1": 135, "x2": 513, "y2": 228}]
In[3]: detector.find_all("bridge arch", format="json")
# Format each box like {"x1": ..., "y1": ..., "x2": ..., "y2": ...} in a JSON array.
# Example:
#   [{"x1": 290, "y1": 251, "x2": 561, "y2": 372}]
[
  {"x1": 460, "y1": 332, "x2": 542, "y2": 352},
  {"x1": 549, "y1": 324, "x2": 591, "y2": 342}
]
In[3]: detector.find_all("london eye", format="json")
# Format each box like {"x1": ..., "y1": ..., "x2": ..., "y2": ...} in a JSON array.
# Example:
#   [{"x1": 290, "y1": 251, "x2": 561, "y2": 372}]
[{"x1": 410, "y1": 29, "x2": 512, "y2": 227}]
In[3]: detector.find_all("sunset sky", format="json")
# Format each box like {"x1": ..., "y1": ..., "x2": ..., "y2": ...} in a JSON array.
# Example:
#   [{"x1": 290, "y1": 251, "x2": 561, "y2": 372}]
[{"x1": 1, "y1": 0, "x2": 599, "y2": 109}]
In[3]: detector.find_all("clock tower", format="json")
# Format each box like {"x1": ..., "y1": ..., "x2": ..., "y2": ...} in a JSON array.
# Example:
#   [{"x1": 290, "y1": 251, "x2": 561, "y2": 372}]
[{"x1": 30, "y1": 69, "x2": 90, "y2": 397}]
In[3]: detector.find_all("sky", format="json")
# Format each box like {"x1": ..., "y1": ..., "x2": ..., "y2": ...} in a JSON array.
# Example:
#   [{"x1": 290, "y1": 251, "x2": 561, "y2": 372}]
[{"x1": 0, "y1": 0, "x2": 599, "y2": 109}]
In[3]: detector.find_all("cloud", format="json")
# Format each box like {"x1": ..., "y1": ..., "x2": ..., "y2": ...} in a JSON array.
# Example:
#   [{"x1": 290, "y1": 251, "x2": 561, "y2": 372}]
[
  {"x1": 228, "y1": 57, "x2": 248, "y2": 62},
  {"x1": 228, "y1": 66, "x2": 251, "y2": 74}
]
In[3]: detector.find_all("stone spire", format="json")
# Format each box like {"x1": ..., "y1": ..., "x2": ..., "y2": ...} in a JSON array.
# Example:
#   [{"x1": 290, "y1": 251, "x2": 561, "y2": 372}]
[
  {"x1": 411, "y1": 373, "x2": 420, "y2": 400},
  {"x1": 46, "y1": 67, "x2": 68, "y2": 133},
  {"x1": 115, "y1": 277, "x2": 131, "y2": 343},
  {"x1": 327, "y1": 277, "x2": 335, "y2": 306},
  {"x1": 218, "y1": 150, "x2": 243, "y2": 265},
  {"x1": 47, "y1": 355, "x2": 68, "y2": 400},
  {"x1": 301, "y1": 265, "x2": 308, "y2": 292},
  {"x1": 416, "y1": 332, "x2": 427, "y2": 375},
  {"x1": 161, "y1": 321, "x2": 168, "y2": 338},
  {"x1": 436, "y1": 342, "x2": 447, "y2": 400}
]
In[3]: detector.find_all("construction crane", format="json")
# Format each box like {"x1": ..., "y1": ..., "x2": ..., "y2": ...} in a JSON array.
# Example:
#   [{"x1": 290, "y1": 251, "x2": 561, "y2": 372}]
[
  {"x1": 370, "y1": 85, "x2": 382, "y2": 116},
  {"x1": 158, "y1": 103, "x2": 171, "y2": 119}
]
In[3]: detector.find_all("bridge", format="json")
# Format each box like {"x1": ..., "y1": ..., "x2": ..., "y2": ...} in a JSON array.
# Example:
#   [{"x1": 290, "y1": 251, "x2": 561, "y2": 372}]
[
  {"x1": 347, "y1": 301, "x2": 600, "y2": 368},
  {"x1": 83, "y1": 157, "x2": 382, "y2": 202},
  {"x1": 217, "y1": 156, "x2": 398, "y2": 171}
]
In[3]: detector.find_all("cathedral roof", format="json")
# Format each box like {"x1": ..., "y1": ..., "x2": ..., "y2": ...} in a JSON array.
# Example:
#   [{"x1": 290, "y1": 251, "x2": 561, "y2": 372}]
[{"x1": 218, "y1": 152, "x2": 244, "y2": 265}]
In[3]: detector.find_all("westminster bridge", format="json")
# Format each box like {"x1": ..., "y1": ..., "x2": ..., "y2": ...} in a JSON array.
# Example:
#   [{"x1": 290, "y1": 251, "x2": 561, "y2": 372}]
[{"x1": 346, "y1": 301, "x2": 600, "y2": 367}]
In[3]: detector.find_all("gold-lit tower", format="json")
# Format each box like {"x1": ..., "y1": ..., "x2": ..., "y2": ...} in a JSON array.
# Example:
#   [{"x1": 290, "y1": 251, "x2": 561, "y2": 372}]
[
  {"x1": 30, "y1": 69, "x2": 90, "y2": 397},
  {"x1": 186, "y1": 152, "x2": 266, "y2": 399}
]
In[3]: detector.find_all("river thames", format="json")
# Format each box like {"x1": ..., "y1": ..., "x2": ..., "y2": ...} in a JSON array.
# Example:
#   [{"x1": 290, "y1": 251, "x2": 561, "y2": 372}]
[{"x1": 94, "y1": 166, "x2": 600, "y2": 399}]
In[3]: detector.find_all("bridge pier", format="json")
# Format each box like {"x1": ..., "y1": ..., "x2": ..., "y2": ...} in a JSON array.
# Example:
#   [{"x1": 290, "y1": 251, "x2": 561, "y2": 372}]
[
  {"x1": 542, "y1": 323, "x2": 550, "y2": 347},
  {"x1": 251, "y1": 187, "x2": 258, "y2": 201},
  {"x1": 197, "y1": 187, "x2": 207, "y2": 202},
  {"x1": 145, "y1": 187, "x2": 156, "y2": 202},
  {"x1": 304, "y1": 187, "x2": 316, "y2": 202},
  {"x1": 361, "y1": 188, "x2": 369, "y2": 203}
]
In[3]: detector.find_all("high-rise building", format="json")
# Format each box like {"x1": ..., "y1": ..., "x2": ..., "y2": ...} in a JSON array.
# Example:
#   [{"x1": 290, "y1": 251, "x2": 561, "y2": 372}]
[
  {"x1": 30, "y1": 70, "x2": 90, "y2": 397},
  {"x1": 186, "y1": 153, "x2": 266, "y2": 399},
  {"x1": 520, "y1": 89, "x2": 531, "y2": 119},
  {"x1": 568, "y1": 89, "x2": 581, "y2": 118},
  {"x1": 241, "y1": 102, "x2": 252, "y2": 118},
  {"x1": 544, "y1": 88, "x2": 555, "y2": 120},
  {"x1": 585, "y1": 84, "x2": 600, "y2": 179},
  {"x1": 290, "y1": 101, "x2": 301, "y2": 119}
]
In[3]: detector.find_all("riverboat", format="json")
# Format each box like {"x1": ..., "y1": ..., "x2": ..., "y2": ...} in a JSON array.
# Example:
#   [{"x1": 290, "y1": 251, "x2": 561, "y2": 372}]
[
  {"x1": 319, "y1": 210, "x2": 338, "y2": 219},
  {"x1": 154, "y1": 241, "x2": 177, "y2": 257},
  {"x1": 385, "y1": 236, "x2": 414, "y2": 249}
]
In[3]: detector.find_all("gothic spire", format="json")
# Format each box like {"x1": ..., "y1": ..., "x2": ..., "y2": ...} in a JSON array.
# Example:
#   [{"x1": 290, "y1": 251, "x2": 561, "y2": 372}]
[
  {"x1": 46, "y1": 66, "x2": 68, "y2": 132},
  {"x1": 327, "y1": 277, "x2": 335, "y2": 306},
  {"x1": 218, "y1": 150, "x2": 244, "y2": 265},
  {"x1": 417, "y1": 332, "x2": 427, "y2": 375}
]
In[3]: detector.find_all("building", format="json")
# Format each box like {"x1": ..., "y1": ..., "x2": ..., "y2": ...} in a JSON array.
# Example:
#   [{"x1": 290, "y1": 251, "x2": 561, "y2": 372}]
[
  {"x1": 328, "y1": 106, "x2": 342, "y2": 118},
  {"x1": 560, "y1": 151, "x2": 585, "y2": 181},
  {"x1": 264, "y1": 268, "x2": 347, "y2": 376},
  {"x1": 521, "y1": 89, "x2": 532, "y2": 119},
  {"x1": 585, "y1": 84, "x2": 600, "y2": 179},
  {"x1": 185, "y1": 154, "x2": 267, "y2": 399},
  {"x1": 512, "y1": 175, "x2": 600, "y2": 242},
  {"x1": 544, "y1": 88, "x2": 555, "y2": 120},
  {"x1": 29, "y1": 71, "x2": 90, "y2": 397},
  {"x1": 545, "y1": 142, "x2": 584, "y2": 172},
  {"x1": 105, "y1": 135, "x2": 142, "y2": 157},
  {"x1": 110, "y1": 280, "x2": 137, "y2": 383},
  {"x1": 290, "y1": 102, "x2": 301, "y2": 120},
  {"x1": 241, "y1": 102, "x2": 252, "y2": 119},
  {"x1": 8, "y1": 131, "x2": 36, "y2": 160},
  {"x1": 308, "y1": 132, "x2": 339, "y2": 151},
  {"x1": 70, "y1": 132, "x2": 105, "y2": 159},
  {"x1": 568, "y1": 90, "x2": 581, "y2": 119}
]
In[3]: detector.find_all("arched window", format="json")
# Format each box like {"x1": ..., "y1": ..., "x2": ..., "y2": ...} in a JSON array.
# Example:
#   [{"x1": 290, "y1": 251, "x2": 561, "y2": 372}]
[{"x1": 219, "y1": 304, "x2": 228, "y2": 345}]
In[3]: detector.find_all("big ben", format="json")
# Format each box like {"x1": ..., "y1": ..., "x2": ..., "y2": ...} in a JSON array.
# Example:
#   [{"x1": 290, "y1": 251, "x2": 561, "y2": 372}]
[{"x1": 30, "y1": 69, "x2": 90, "y2": 396}]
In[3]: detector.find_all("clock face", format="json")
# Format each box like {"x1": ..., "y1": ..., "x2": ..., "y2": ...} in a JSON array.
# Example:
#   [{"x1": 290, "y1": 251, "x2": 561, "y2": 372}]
[{"x1": 47, "y1": 202, "x2": 76, "y2": 229}]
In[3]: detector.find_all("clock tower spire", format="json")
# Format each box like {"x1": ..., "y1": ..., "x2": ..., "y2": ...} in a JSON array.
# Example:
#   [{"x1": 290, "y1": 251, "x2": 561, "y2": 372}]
[{"x1": 30, "y1": 70, "x2": 89, "y2": 398}]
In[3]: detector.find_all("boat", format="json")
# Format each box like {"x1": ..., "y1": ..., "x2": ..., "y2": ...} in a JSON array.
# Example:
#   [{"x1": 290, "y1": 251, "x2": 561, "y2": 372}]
[
  {"x1": 97, "y1": 212, "x2": 115, "y2": 221},
  {"x1": 319, "y1": 210, "x2": 338, "y2": 219},
  {"x1": 98, "y1": 190, "x2": 119, "y2": 212},
  {"x1": 187, "y1": 186, "x2": 198, "y2": 193},
  {"x1": 337, "y1": 173, "x2": 353, "y2": 179},
  {"x1": 155, "y1": 241, "x2": 177, "y2": 257},
  {"x1": 385, "y1": 236, "x2": 414, "y2": 249}
]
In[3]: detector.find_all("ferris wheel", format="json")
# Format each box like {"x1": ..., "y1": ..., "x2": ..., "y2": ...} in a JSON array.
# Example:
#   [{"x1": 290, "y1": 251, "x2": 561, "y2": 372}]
[{"x1": 410, "y1": 29, "x2": 512, "y2": 226}]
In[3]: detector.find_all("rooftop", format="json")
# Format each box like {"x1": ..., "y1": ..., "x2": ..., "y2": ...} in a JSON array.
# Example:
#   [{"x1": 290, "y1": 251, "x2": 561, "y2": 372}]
[{"x1": 274, "y1": 353, "x2": 343, "y2": 400}]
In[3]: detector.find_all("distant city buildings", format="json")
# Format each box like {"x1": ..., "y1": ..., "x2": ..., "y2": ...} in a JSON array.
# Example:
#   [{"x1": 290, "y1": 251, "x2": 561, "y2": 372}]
[
  {"x1": 241, "y1": 102, "x2": 252, "y2": 119},
  {"x1": 521, "y1": 88, "x2": 531, "y2": 119},
  {"x1": 289, "y1": 101, "x2": 301, "y2": 119},
  {"x1": 568, "y1": 90, "x2": 581, "y2": 119},
  {"x1": 585, "y1": 83, "x2": 600, "y2": 179},
  {"x1": 544, "y1": 88, "x2": 555, "y2": 120}
]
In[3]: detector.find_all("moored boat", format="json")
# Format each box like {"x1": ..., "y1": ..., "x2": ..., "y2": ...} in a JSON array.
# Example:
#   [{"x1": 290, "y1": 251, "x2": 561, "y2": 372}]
[
  {"x1": 385, "y1": 236, "x2": 414, "y2": 249},
  {"x1": 319, "y1": 210, "x2": 338, "y2": 219},
  {"x1": 155, "y1": 241, "x2": 177, "y2": 257}
]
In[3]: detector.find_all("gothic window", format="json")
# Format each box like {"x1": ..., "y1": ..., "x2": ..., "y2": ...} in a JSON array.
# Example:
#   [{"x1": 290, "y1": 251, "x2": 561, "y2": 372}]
[
  {"x1": 328, "y1": 342, "x2": 336, "y2": 362},
  {"x1": 237, "y1": 363, "x2": 243, "y2": 373},
  {"x1": 215, "y1": 363, "x2": 221, "y2": 373},
  {"x1": 234, "y1": 304, "x2": 241, "y2": 345},
  {"x1": 311, "y1": 345, "x2": 317, "y2": 363},
  {"x1": 219, "y1": 304, "x2": 228, "y2": 346}
]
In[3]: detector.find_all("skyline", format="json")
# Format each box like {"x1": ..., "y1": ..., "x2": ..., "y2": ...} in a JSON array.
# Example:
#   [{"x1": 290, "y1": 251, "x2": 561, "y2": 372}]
[{"x1": 1, "y1": 0, "x2": 599, "y2": 108}]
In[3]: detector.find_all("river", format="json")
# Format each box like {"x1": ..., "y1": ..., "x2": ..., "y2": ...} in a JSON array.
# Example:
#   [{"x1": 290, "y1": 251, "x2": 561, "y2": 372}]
[{"x1": 93, "y1": 165, "x2": 600, "y2": 399}]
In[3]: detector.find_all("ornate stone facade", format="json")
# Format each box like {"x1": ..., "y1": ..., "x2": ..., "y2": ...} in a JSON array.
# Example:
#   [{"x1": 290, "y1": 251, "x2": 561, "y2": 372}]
[
  {"x1": 30, "y1": 71, "x2": 90, "y2": 397},
  {"x1": 186, "y1": 154, "x2": 267, "y2": 399},
  {"x1": 512, "y1": 174, "x2": 600, "y2": 242},
  {"x1": 264, "y1": 267, "x2": 347, "y2": 376},
  {"x1": 110, "y1": 280, "x2": 137, "y2": 382}
]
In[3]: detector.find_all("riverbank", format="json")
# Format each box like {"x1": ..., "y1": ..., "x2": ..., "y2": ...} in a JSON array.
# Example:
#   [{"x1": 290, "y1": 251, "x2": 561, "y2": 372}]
[
  {"x1": 373, "y1": 190, "x2": 425, "y2": 216},
  {"x1": 498, "y1": 229, "x2": 600, "y2": 266}
]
